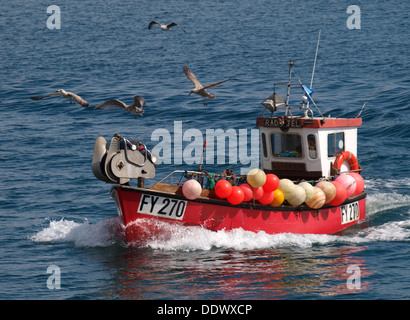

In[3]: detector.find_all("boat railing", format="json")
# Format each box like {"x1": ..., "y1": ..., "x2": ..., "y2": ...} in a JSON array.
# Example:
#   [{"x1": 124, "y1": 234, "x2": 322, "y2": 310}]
[
  {"x1": 156, "y1": 170, "x2": 237, "y2": 189},
  {"x1": 261, "y1": 100, "x2": 315, "y2": 118},
  {"x1": 156, "y1": 167, "x2": 362, "y2": 190}
]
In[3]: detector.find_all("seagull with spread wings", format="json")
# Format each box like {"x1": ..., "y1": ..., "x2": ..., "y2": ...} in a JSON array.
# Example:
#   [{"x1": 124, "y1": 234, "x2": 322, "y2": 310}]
[
  {"x1": 148, "y1": 21, "x2": 186, "y2": 33},
  {"x1": 94, "y1": 95, "x2": 146, "y2": 117},
  {"x1": 30, "y1": 89, "x2": 89, "y2": 107},
  {"x1": 183, "y1": 65, "x2": 228, "y2": 105}
]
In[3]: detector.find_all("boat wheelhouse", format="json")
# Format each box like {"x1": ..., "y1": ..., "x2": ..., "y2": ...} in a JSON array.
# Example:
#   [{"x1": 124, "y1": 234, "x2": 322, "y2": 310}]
[
  {"x1": 257, "y1": 116, "x2": 362, "y2": 180},
  {"x1": 256, "y1": 60, "x2": 362, "y2": 181}
]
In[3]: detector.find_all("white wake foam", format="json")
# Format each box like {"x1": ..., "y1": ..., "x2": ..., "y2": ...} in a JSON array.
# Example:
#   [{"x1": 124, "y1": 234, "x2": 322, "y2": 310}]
[
  {"x1": 30, "y1": 216, "x2": 121, "y2": 247},
  {"x1": 30, "y1": 178, "x2": 410, "y2": 250},
  {"x1": 357, "y1": 219, "x2": 410, "y2": 242},
  {"x1": 30, "y1": 215, "x2": 410, "y2": 251}
]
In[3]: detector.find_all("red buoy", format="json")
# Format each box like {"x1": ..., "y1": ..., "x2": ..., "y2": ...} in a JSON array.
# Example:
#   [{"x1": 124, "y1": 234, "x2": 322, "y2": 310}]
[
  {"x1": 328, "y1": 180, "x2": 347, "y2": 206},
  {"x1": 258, "y1": 189, "x2": 275, "y2": 205},
  {"x1": 239, "y1": 183, "x2": 253, "y2": 202},
  {"x1": 252, "y1": 186, "x2": 264, "y2": 200},
  {"x1": 262, "y1": 173, "x2": 280, "y2": 192},
  {"x1": 227, "y1": 186, "x2": 244, "y2": 205},
  {"x1": 214, "y1": 180, "x2": 233, "y2": 199}
]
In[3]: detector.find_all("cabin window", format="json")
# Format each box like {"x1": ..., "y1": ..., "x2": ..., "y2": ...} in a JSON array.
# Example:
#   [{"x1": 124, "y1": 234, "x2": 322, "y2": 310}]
[
  {"x1": 270, "y1": 133, "x2": 302, "y2": 157},
  {"x1": 307, "y1": 134, "x2": 317, "y2": 159},
  {"x1": 261, "y1": 133, "x2": 267, "y2": 158},
  {"x1": 328, "y1": 132, "x2": 345, "y2": 157}
]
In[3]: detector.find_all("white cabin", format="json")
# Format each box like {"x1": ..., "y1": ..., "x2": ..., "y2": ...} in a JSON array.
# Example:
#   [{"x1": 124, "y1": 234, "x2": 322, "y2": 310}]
[{"x1": 256, "y1": 117, "x2": 362, "y2": 180}]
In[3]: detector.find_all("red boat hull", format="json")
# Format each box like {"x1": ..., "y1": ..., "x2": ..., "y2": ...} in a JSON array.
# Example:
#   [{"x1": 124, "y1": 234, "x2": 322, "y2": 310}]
[{"x1": 111, "y1": 185, "x2": 366, "y2": 244}]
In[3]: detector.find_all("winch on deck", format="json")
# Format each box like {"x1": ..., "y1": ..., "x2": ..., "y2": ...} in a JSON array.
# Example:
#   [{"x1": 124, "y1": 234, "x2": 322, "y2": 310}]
[{"x1": 92, "y1": 133, "x2": 158, "y2": 186}]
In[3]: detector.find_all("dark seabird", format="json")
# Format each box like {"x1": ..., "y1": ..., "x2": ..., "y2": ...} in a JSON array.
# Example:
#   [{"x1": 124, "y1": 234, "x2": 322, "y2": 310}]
[
  {"x1": 148, "y1": 21, "x2": 186, "y2": 33},
  {"x1": 94, "y1": 95, "x2": 146, "y2": 117},
  {"x1": 30, "y1": 89, "x2": 89, "y2": 107},
  {"x1": 183, "y1": 65, "x2": 228, "y2": 105}
]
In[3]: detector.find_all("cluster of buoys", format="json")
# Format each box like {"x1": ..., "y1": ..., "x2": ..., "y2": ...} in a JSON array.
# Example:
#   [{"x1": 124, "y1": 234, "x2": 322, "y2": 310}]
[
  {"x1": 181, "y1": 168, "x2": 365, "y2": 209},
  {"x1": 273, "y1": 172, "x2": 365, "y2": 209},
  {"x1": 212, "y1": 168, "x2": 281, "y2": 206},
  {"x1": 246, "y1": 169, "x2": 281, "y2": 205}
]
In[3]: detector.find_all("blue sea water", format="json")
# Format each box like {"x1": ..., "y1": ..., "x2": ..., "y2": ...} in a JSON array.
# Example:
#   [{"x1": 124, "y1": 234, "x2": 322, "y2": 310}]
[{"x1": 0, "y1": 0, "x2": 409, "y2": 301}]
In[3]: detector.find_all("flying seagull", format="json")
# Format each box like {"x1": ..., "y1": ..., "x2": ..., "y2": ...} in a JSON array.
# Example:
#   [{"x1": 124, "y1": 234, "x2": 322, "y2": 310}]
[
  {"x1": 183, "y1": 65, "x2": 228, "y2": 105},
  {"x1": 94, "y1": 95, "x2": 146, "y2": 117},
  {"x1": 30, "y1": 89, "x2": 89, "y2": 107},
  {"x1": 148, "y1": 21, "x2": 186, "y2": 33}
]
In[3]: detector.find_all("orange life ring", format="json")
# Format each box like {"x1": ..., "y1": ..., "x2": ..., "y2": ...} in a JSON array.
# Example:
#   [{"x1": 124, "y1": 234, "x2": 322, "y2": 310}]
[{"x1": 333, "y1": 151, "x2": 359, "y2": 171}]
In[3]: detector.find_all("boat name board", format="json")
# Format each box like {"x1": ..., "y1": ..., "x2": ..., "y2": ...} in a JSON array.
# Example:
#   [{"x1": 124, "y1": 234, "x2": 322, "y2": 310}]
[
  {"x1": 263, "y1": 118, "x2": 302, "y2": 128},
  {"x1": 341, "y1": 201, "x2": 360, "y2": 224},
  {"x1": 138, "y1": 194, "x2": 187, "y2": 220}
]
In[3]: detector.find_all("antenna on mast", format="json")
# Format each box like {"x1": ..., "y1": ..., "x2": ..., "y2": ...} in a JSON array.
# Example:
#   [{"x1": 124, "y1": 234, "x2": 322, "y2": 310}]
[{"x1": 310, "y1": 29, "x2": 321, "y2": 89}]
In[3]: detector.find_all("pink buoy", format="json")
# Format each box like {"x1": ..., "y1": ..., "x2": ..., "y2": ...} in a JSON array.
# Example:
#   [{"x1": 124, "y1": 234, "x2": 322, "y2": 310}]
[
  {"x1": 239, "y1": 184, "x2": 253, "y2": 202},
  {"x1": 214, "y1": 180, "x2": 233, "y2": 199},
  {"x1": 348, "y1": 172, "x2": 365, "y2": 195},
  {"x1": 328, "y1": 180, "x2": 347, "y2": 206},
  {"x1": 182, "y1": 179, "x2": 202, "y2": 200},
  {"x1": 227, "y1": 186, "x2": 244, "y2": 205},
  {"x1": 334, "y1": 174, "x2": 357, "y2": 198}
]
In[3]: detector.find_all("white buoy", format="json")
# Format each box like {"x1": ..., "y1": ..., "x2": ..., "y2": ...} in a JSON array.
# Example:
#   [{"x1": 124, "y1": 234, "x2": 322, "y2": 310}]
[
  {"x1": 279, "y1": 179, "x2": 295, "y2": 200},
  {"x1": 286, "y1": 185, "x2": 306, "y2": 206},
  {"x1": 246, "y1": 168, "x2": 266, "y2": 188},
  {"x1": 182, "y1": 179, "x2": 202, "y2": 200},
  {"x1": 298, "y1": 182, "x2": 314, "y2": 202}
]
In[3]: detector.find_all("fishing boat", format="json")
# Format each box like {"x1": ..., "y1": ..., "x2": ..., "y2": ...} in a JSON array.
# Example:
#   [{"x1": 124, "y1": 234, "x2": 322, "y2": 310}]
[{"x1": 91, "y1": 58, "x2": 366, "y2": 244}]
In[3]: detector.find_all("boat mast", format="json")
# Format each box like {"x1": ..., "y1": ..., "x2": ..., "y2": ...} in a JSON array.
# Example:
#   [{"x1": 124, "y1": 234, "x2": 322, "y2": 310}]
[
  {"x1": 285, "y1": 60, "x2": 294, "y2": 115},
  {"x1": 310, "y1": 29, "x2": 321, "y2": 89}
]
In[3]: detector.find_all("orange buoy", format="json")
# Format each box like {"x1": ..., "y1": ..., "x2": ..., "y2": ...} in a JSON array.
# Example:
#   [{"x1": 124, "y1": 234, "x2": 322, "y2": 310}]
[{"x1": 271, "y1": 189, "x2": 285, "y2": 206}]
